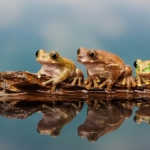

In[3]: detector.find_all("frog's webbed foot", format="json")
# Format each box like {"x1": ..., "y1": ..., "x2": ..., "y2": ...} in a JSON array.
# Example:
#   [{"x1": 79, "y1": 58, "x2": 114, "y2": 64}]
[
  {"x1": 71, "y1": 68, "x2": 84, "y2": 86},
  {"x1": 71, "y1": 76, "x2": 83, "y2": 86},
  {"x1": 121, "y1": 76, "x2": 136, "y2": 90},
  {"x1": 42, "y1": 78, "x2": 57, "y2": 93},
  {"x1": 84, "y1": 76, "x2": 101, "y2": 90},
  {"x1": 99, "y1": 79, "x2": 115, "y2": 92},
  {"x1": 136, "y1": 75, "x2": 150, "y2": 87}
]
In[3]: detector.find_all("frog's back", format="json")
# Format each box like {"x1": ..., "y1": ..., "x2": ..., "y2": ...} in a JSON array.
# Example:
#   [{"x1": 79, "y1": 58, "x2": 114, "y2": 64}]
[
  {"x1": 62, "y1": 57, "x2": 76, "y2": 68},
  {"x1": 96, "y1": 50, "x2": 125, "y2": 68}
]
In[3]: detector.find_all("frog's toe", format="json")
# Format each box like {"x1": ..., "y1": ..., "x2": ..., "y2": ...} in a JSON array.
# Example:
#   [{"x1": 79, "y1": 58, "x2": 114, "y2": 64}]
[
  {"x1": 90, "y1": 76, "x2": 100, "y2": 88},
  {"x1": 93, "y1": 79, "x2": 99, "y2": 88},
  {"x1": 51, "y1": 84, "x2": 57, "y2": 93},
  {"x1": 71, "y1": 76, "x2": 83, "y2": 86},
  {"x1": 85, "y1": 82, "x2": 92, "y2": 90},
  {"x1": 84, "y1": 76, "x2": 100, "y2": 89},
  {"x1": 78, "y1": 77, "x2": 83, "y2": 86},
  {"x1": 121, "y1": 77, "x2": 126, "y2": 85},
  {"x1": 135, "y1": 76, "x2": 142, "y2": 87},
  {"x1": 141, "y1": 77, "x2": 150, "y2": 85},
  {"x1": 99, "y1": 80, "x2": 108, "y2": 88},
  {"x1": 71, "y1": 77, "x2": 78, "y2": 86},
  {"x1": 137, "y1": 83, "x2": 142, "y2": 87},
  {"x1": 42, "y1": 82, "x2": 47, "y2": 86},
  {"x1": 125, "y1": 76, "x2": 136, "y2": 90},
  {"x1": 42, "y1": 78, "x2": 53, "y2": 86},
  {"x1": 84, "y1": 78, "x2": 89, "y2": 84},
  {"x1": 131, "y1": 80, "x2": 137, "y2": 87}
]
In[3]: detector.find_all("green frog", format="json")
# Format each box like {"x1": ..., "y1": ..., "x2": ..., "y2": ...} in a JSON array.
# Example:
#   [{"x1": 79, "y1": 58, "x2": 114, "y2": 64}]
[
  {"x1": 134, "y1": 59, "x2": 150, "y2": 86},
  {"x1": 77, "y1": 47, "x2": 136, "y2": 92},
  {"x1": 36, "y1": 49, "x2": 84, "y2": 92}
]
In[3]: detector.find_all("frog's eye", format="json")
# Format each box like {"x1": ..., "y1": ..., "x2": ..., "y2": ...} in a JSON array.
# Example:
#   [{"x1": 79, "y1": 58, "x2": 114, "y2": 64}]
[
  {"x1": 50, "y1": 52, "x2": 59, "y2": 60},
  {"x1": 36, "y1": 50, "x2": 39, "y2": 57},
  {"x1": 87, "y1": 50, "x2": 97, "y2": 59},
  {"x1": 133, "y1": 61, "x2": 137, "y2": 68},
  {"x1": 77, "y1": 48, "x2": 80, "y2": 55}
]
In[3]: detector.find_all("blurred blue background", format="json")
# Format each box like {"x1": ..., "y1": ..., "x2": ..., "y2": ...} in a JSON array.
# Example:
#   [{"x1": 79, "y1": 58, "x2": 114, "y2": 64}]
[
  {"x1": 1, "y1": 0, "x2": 150, "y2": 75},
  {"x1": 0, "y1": 0, "x2": 150, "y2": 150}
]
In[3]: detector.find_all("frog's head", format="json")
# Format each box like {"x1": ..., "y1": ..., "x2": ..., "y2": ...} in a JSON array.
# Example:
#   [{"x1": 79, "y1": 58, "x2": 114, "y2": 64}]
[
  {"x1": 77, "y1": 47, "x2": 98, "y2": 64},
  {"x1": 36, "y1": 49, "x2": 62, "y2": 64},
  {"x1": 134, "y1": 59, "x2": 150, "y2": 73},
  {"x1": 134, "y1": 59, "x2": 143, "y2": 73}
]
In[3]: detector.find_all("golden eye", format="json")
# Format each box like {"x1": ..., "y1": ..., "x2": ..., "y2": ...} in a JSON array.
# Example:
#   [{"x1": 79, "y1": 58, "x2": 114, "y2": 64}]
[
  {"x1": 77, "y1": 48, "x2": 80, "y2": 55},
  {"x1": 87, "y1": 50, "x2": 97, "y2": 59},
  {"x1": 50, "y1": 51, "x2": 59, "y2": 60},
  {"x1": 36, "y1": 50, "x2": 39, "y2": 57}
]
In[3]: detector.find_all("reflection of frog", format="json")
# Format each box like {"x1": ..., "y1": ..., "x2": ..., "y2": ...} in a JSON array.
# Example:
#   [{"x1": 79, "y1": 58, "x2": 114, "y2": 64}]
[
  {"x1": 37, "y1": 102, "x2": 83, "y2": 137},
  {"x1": 78, "y1": 100, "x2": 125, "y2": 142},
  {"x1": 134, "y1": 102, "x2": 150, "y2": 125},
  {"x1": 134, "y1": 59, "x2": 150, "y2": 86},
  {"x1": 36, "y1": 49, "x2": 84, "y2": 92},
  {"x1": 0, "y1": 101, "x2": 41, "y2": 119},
  {"x1": 77, "y1": 47, "x2": 136, "y2": 92}
]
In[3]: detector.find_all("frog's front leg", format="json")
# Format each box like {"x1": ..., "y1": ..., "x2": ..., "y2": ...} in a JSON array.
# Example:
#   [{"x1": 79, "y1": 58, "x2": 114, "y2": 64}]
[
  {"x1": 99, "y1": 64, "x2": 120, "y2": 92},
  {"x1": 121, "y1": 65, "x2": 136, "y2": 90},
  {"x1": 71, "y1": 68, "x2": 84, "y2": 86},
  {"x1": 42, "y1": 70, "x2": 70, "y2": 93},
  {"x1": 84, "y1": 75, "x2": 101, "y2": 90},
  {"x1": 135, "y1": 74, "x2": 142, "y2": 86}
]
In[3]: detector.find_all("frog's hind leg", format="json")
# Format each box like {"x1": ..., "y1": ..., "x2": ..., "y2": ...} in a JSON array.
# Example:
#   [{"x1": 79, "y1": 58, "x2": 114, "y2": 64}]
[
  {"x1": 99, "y1": 64, "x2": 120, "y2": 92},
  {"x1": 121, "y1": 65, "x2": 136, "y2": 89}
]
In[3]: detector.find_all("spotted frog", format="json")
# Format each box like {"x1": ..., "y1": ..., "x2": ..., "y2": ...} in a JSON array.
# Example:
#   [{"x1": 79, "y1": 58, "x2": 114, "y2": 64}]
[
  {"x1": 36, "y1": 49, "x2": 83, "y2": 92},
  {"x1": 77, "y1": 47, "x2": 136, "y2": 92}
]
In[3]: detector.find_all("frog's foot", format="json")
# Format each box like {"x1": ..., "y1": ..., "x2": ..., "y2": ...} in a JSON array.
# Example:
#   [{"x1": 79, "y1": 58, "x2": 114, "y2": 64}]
[
  {"x1": 71, "y1": 68, "x2": 84, "y2": 86},
  {"x1": 71, "y1": 76, "x2": 83, "y2": 86},
  {"x1": 42, "y1": 78, "x2": 57, "y2": 93},
  {"x1": 84, "y1": 76, "x2": 101, "y2": 90},
  {"x1": 99, "y1": 79, "x2": 114, "y2": 92},
  {"x1": 121, "y1": 76, "x2": 136, "y2": 90},
  {"x1": 135, "y1": 76, "x2": 142, "y2": 87},
  {"x1": 136, "y1": 76, "x2": 150, "y2": 86}
]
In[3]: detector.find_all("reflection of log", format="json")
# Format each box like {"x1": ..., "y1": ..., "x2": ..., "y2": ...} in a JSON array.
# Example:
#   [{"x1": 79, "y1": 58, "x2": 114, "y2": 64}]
[{"x1": 0, "y1": 71, "x2": 150, "y2": 102}]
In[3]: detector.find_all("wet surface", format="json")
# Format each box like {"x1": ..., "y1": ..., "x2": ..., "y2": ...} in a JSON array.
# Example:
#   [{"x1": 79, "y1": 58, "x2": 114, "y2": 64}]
[{"x1": 0, "y1": 98, "x2": 150, "y2": 150}]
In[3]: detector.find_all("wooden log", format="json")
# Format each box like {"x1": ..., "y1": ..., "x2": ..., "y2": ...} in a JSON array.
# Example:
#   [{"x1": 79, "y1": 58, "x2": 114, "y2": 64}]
[{"x1": 0, "y1": 71, "x2": 150, "y2": 102}]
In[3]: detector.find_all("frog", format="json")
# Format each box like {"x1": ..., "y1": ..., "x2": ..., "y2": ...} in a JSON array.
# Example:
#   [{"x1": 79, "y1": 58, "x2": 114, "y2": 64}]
[
  {"x1": 36, "y1": 49, "x2": 84, "y2": 92},
  {"x1": 77, "y1": 47, "x2": 136, "y2": 92},
  {"x1": 134, "y1": 59, "x2": 150, "y2": 86}
]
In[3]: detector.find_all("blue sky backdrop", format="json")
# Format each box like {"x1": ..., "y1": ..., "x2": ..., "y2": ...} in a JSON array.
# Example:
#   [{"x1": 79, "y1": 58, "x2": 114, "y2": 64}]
[{"x1": 0, "y1": 0, "x2": 150, "y2": 75}]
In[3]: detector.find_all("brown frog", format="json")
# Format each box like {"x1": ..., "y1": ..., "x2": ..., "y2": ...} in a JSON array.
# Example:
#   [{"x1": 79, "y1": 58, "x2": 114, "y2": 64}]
[
  {"x1": 36, "y1": 49, "x2": 84, "y2": 92},
  {"x1": 77, "y1": 47, "x2": 136, "y2": 92}
]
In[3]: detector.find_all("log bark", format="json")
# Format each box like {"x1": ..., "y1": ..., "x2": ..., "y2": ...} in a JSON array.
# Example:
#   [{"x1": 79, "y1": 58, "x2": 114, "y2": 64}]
[{"x1": 0, "y1": 71, "x2": 150, "y2": 102}]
